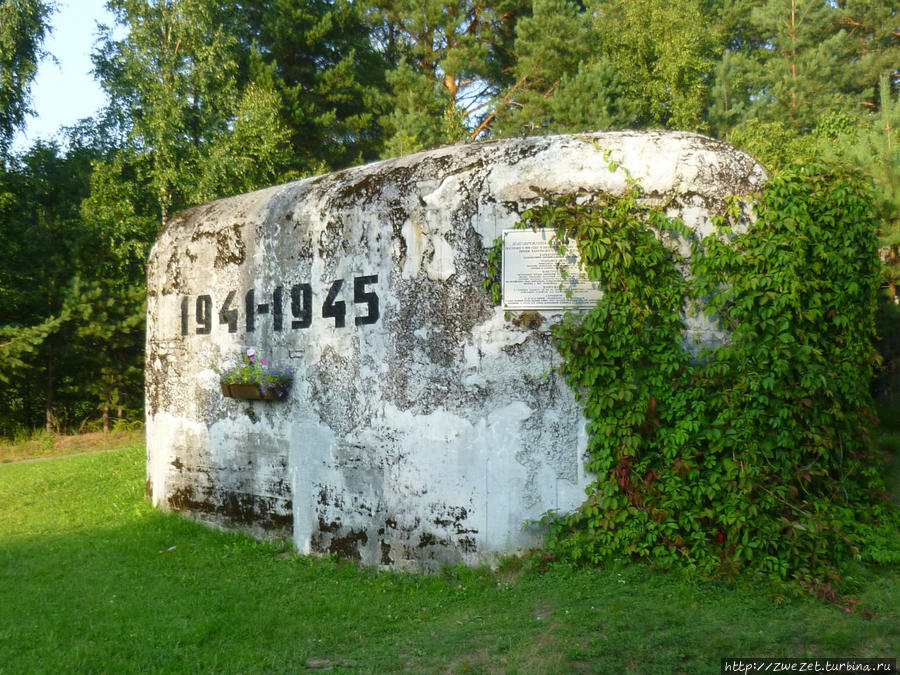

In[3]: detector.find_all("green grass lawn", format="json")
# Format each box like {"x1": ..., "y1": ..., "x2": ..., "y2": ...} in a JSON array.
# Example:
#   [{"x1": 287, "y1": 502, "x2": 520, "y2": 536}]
[{"x1": 1, "y1": 440, "x2": 898, "y2": 674}]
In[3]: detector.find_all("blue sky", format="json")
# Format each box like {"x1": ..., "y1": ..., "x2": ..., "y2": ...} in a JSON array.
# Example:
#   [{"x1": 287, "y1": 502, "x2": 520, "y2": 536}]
[{"x1": 12, "y1": 0, "x2": 114, "y2": 152}]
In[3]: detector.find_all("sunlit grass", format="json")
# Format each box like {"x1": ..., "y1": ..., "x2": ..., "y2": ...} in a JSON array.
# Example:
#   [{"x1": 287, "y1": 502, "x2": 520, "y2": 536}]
[{"x1": 0, "y1": 439, "x2": 897, "y2": 673}]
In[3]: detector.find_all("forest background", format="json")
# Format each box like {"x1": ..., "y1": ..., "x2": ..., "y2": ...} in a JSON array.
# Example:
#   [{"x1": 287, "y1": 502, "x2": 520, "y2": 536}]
[{"x1": 0, "y1": 0, "x2": 897, "y2": 437}]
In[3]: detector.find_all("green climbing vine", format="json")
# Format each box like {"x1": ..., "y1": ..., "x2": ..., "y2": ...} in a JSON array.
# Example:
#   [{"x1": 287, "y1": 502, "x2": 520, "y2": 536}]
[
  {"x1": 513, "y1": 163, "x2": 900, "y2": 586},
  {"x1": 484, "y1": 235, "x2": 503, "y2": 305}
]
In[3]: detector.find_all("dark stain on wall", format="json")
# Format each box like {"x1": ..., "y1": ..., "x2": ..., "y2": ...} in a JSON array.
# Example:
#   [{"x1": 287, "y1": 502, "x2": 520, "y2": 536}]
[
  {"x1": 189, "y1": 223, "x2": 247, "y2": 268},
  {"x1": 312, "y1": 527, "x2": 369, "y2": 561},
  {"x1": 168, "y1": 485, "x2": 292, "y2": 535}
]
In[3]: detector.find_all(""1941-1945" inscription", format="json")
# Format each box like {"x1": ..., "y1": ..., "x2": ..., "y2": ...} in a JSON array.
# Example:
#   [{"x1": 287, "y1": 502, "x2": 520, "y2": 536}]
[{"x1": 180, "y1": 275, "x2": 379, "y2": 335}]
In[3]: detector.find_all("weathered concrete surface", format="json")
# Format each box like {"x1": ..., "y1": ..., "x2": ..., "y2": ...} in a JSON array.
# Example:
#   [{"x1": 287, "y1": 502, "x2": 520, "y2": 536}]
[{"x1": 145, "y1": 130, "x2": 767, "y2": 569}]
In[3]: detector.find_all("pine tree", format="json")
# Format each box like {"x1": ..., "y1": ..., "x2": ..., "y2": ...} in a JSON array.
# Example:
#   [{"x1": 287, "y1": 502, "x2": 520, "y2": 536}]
[
  {"x1": 722, "y1": 0, "x2": 898, "y2": 132},
  {"x1": 851, "y1": 73, "x2": 899, "y2": 302},
  {"x1": 0, "y1": 141, "x2": 95, "y2": 432},
  {"x1": 68, "y1": 278, "x2": 145, "y2": 432},
  {"x1": 486, "y1": 0, "x2": 606, "y2": 137},
  {"x1": 373, "y1": 0, "x2": 529, "y2": 154},
  {"x1": 244, "y1": 0, "x2": 389, "y2": 171},
  {"x1": 589, "y1": 0, "x2": 721, "y2": 131},
  {"x1": 489, "y1": 0, "x2": 721, "y2": 138},
  {"x1": 836, "y1": 0, "x2": 898, "y2": 114}
]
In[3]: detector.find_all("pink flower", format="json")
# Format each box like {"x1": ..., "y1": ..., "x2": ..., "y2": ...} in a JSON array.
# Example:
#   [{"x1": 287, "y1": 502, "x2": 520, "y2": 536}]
[{"x1": 261, "y1": 358, "x2": 267, "y2": 366}]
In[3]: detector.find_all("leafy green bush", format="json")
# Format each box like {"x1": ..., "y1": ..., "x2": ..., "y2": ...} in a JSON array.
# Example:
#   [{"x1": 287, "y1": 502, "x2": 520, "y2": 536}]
[{"x1": 539, "y1": 163, "x2": 900, "y2": 586}]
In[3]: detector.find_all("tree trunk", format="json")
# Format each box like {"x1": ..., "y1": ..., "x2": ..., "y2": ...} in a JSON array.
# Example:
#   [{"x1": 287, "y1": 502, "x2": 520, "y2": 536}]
[
  {"x1": 44, "y1": 352, "x2": 55, "y2": 434},
  {"x1": 890, "y1": 244, "x2": 899, "y2": 304}
]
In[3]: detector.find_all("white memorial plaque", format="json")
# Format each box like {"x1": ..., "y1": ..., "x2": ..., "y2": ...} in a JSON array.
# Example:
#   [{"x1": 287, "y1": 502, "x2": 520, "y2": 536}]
[{"x1": 501, "y1": 229, "x2": 603, "y2": 310}]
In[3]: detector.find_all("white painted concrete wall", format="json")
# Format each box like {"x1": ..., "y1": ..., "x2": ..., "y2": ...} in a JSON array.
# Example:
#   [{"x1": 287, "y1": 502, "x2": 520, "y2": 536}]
[{"x1": 145, "y1": 131, "x2": 767, "y2": 569}]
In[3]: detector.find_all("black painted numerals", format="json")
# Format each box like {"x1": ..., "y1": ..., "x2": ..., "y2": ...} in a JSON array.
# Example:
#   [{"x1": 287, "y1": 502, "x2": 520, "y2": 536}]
[
  {"x1": 354, "y1": 275, "x2": 379, "y2": 326},
  {"x1": 291, "y1": 283, "x2": 312, "y2": 329},
  {"x1": 219, "y1": 291, "x2": 238, "y2": 333},
  {"x1": 322, "y1": 280, "x2": 346, "y2": 328},
  {"x1": 196, "y1": 295, "x2": 212, "y2": 334},
  {"x1": 179, "y1": 275, "x2": 379, "y2": 336}
]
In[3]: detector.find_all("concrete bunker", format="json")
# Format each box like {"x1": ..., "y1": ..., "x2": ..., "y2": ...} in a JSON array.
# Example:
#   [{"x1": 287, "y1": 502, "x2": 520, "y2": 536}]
[{"x1": 145, "y1": 130, "x2": 767, "y2": 569}]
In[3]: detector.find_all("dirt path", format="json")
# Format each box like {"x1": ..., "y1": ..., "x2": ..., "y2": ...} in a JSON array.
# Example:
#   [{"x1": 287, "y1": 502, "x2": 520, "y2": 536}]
[{"x1": 0, "y1": 430, "x2": 144, "y2": 465}]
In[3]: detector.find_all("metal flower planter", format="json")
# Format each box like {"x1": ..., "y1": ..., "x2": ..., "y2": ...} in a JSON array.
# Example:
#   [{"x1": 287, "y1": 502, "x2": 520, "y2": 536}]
[{"x1": 220, "y1": 381, "x2": 290, "y2": 401}]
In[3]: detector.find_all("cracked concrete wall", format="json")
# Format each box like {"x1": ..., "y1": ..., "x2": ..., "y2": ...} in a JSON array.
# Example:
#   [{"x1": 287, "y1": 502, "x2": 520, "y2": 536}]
[{"x1": 145, "y1": 130, "x2": 767, "y2": 569}]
